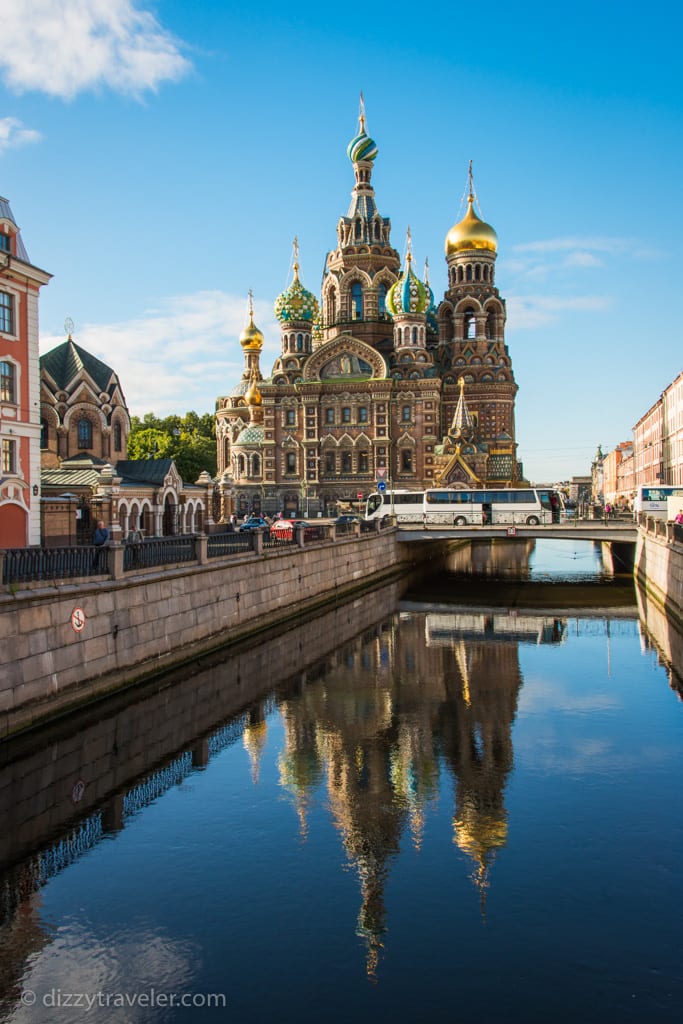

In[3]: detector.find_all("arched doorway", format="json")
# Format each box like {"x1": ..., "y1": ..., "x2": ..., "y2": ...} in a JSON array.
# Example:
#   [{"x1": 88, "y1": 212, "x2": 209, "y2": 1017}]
[{"x1": 163, "y1": 494, "x2": 178, "y2": 536}]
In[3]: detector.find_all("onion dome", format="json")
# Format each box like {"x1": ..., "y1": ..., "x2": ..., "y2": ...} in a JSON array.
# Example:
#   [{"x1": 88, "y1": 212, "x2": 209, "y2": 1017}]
[
  {"x1": 235, "y1": 423, "x2": 265, "y2": 445},
  {"x1": 240, "y1": 291, "x2": 264, "y2": 351},
  {"x1": 445, "y1": 162, "x2": 497, "y2": 256},
  {"x1": 346, "y1": 94, "x2": 378, "y2": 163},
  {"x1": 386, "y1": 253, "x2": 428, "y2": 316},
  {"x1": 274, "y1": 256, "x2": 319, "y2": 323},
  {"x1": 445, "y1": 196, "x2": 498, "y2": 255},
  {"x1": 244, "y1": 377, "x2": 262, "y2": 407}
]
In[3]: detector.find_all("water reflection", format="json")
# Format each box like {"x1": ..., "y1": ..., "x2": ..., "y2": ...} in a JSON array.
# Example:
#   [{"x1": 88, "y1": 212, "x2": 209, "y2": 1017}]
[{"x1": 2, "y1": 545, "x2": 683, "y2": 1020}]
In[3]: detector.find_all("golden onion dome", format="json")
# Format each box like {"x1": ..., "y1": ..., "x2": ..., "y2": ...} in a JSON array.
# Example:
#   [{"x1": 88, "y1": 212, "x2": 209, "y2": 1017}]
[
  {"x1": 445, "y1": 194, "x2": 498, "y2": 256},
  {"x1": 244, "y1": 377, "x2": 262, "y2": 406},
  {"x1": 240, "y1": 313, "x2": 264, "y2": 351}
]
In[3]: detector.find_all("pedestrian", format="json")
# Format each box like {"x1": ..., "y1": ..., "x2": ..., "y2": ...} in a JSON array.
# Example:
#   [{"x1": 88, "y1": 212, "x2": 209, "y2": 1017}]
[
  {"x1": 674, "y1": 510, "x2": 683, "y2": 525},
  {"x1": 92, "y1": 519, "x2": 110, "y2": 571}
]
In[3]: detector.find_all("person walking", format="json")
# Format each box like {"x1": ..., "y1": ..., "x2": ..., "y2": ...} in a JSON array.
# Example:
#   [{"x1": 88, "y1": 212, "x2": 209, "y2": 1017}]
[{"x1": 92, "y1": 520, "x2": 110, "y2": 571}]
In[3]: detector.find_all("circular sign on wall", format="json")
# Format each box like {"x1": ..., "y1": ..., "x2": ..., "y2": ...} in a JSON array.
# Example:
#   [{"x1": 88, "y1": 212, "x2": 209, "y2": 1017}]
[{"x1": 71, "y1": 607, "x2": 86, "y2": 632}]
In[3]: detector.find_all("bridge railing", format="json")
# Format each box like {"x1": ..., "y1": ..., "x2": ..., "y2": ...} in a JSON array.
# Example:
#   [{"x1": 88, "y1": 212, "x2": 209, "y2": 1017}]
[{"x1": 638, "y1": 513, "x2": 683, "y2": 546}]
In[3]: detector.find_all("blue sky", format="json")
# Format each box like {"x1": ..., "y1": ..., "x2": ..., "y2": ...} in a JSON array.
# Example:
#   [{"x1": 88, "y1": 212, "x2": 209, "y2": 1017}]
[{"x1": 1, "y1": 0, "x2": 681, "y2": 482}]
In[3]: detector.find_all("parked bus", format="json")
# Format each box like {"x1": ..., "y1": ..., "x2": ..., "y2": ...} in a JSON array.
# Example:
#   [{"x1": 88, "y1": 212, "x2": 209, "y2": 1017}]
[
  {"x1": 633, "y1": 485, "x2": 683, "y2": 520},
  {"x1": 366, "y1": 487, "x2": 562, "y2": 525},
  {"x1": 366, "y1": 489, "x2": 425, "y2": 523}
]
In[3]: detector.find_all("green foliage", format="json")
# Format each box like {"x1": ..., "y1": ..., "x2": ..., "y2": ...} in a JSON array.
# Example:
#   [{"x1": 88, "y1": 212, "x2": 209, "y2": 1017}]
[{"x1": 127, "y1": 411, "x2": 217, "y2": 482}]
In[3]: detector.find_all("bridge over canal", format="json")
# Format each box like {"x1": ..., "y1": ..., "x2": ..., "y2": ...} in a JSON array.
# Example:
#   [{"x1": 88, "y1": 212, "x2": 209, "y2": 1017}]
[{"x1": 397, "y1": 521, "x2": 637, "y2": 543}]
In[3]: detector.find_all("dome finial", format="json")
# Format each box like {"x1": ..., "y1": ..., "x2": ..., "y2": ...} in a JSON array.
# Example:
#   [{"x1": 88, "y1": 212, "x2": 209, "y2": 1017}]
[
  {"x1": 445, "y1": 162, "x2": 498, "y2": 256},
  {"x1": 292, "y1": 236, "x2": 300, "y2": 279},
  {"x1": 359, "y1": 90, "x2": 366, "y2": 133},
  {"x1": 405, "y1": 226, "x2": 413, "y2": 267}
]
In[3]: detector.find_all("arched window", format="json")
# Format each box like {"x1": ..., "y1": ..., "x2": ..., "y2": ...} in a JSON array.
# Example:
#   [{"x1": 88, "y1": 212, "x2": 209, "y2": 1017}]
[
  {"x1": 328, "y1": 288, "x2": 337, "y2": 324},
  {"x1": 325, "y1": 452, "x2": 335, "y2": 474},
  {"x1": 351, "y1": 282, "x2": 363, "y2": 320},
  {"x1": 253, "y1": 454, "x2": 260, "y2": 475},
  {"x1": 358, "y1": 450, "x2": 369, "y2": 473},
  {"x1": 464, "y1": 310, "x2": 476, "y2": 339},
  {"x1": 238, "y1": 455, "x2": 245, "y2": 475},
  {"x1": 297, "y1": 333, "x2": 303, "y2": 351},
  {"x1": 286, "y1": 452, "x2": 297, "y2": 474},
  {"x1": 40, "y1": 417, "x2": 49, "y2": 449},
  {"x1": 401, "y1": 449, "x2": 413, "y2": 472},
  {"x1": 341, "y1": 451, "x2": 352, "y2": 473},
  {"x1": 486, "y1": 311, "x2": 496, "y2": 339},
  {"x1": 412, "y1": 326, "x2": 418, "y2": 344},
  {"x1": 355, "y1": 219, "x2": 362, "y2": 240},
  {"x1": 78, "y1": 418, "x2": 92, "y2": 449},
  {"x1": 113, "y1": 421, "x2": 122, "y2": 452},
  {"x1": 466, "y1": 265, "x2": 473, "y2": 282},
  {"x1": 378, "y1": 282, "x2": 388, "y2": 317}
]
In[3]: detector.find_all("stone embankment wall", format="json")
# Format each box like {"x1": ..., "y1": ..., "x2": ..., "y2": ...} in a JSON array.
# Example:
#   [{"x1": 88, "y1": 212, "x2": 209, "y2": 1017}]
[
  {"x1": 634, "y1": 524, "x2": 683, "y2": 630},
  {"x1": 0, "y1": 532, "x2": 402, "y2": 738}
]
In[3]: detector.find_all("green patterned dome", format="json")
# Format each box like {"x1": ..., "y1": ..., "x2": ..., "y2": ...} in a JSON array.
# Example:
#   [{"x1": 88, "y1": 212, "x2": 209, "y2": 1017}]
[
  {"x1": 235, "y1": 424, "x2": 265, "y2": 445},
  {"x1": 347, "y1": 126, "x2": 378, "y2": 163},
  {"x1": 387, "y1": 257, "x2": 428, "y2": 316},
  {"x1": 274, "y1": 266, "x2": 319, "y2": 323}
]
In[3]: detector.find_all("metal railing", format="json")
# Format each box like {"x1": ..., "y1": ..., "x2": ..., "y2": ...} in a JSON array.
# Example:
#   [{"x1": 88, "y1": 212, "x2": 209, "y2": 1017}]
[
  {"x1": 2, "y1": 545, "x2": 109, "y2": 584},
  {"x1": 123, "y1": 536, "x2": 195, "y2": 571},
  {"x1": 207, "y1": 533, "x2": 253, "y2": 558}
]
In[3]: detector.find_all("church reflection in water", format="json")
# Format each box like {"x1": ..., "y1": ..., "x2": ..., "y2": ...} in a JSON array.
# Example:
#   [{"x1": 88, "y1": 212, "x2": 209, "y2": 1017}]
[
  {"x1": 0, "y1": 586, "x2": 569, "y2": 994},
  {"x1": 273, "y1": 607, "x2": 565, "y2": 977}
]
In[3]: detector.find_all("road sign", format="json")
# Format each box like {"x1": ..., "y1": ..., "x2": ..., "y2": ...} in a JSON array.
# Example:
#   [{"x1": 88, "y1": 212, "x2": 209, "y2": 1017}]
[
  {"x1": 71, "y1": 607, "x2": 86, "y2": 632},
  {"x1": 376, "y1": 468, "x2": 387, "y2": 479},
  {"x1": 357, "y1": 492, "x2": 363, "y2": 501},
  {"x1": 378, "y1": 481, "x2": 387, "y2": 493}
]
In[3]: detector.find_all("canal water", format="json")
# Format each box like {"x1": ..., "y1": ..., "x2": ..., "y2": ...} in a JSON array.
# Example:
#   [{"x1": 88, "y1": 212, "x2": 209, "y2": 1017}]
[{"x1": 1, "y1": 540, "x2": 682, "y2": 1023}]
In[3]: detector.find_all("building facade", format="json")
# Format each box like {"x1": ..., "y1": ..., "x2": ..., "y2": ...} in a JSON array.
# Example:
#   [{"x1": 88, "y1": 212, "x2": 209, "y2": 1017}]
[
  {"x1": 216, "y1": 112, "x2": 522, "y2": 518},
  {"x1": 0, "y1": 197, "x2": 51, "y2": 546}
]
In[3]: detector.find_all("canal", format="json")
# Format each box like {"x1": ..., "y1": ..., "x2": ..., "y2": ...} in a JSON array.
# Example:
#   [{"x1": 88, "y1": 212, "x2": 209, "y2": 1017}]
[{"x1": 1, "y1": 539, "x2": 682, "y2": 1023}]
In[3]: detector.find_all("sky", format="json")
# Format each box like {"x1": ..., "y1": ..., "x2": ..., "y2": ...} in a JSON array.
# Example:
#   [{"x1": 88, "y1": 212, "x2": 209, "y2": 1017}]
[{"x1": 1, "y1": 0, "x2": 682, "y2": 483}]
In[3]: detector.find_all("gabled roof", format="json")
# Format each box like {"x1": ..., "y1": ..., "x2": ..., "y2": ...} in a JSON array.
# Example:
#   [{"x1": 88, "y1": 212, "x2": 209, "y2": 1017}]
[
  {"x1": 40, "y1": 339, "x2": 116, "y2": 394},
  {"x1": 115, "y1": 459, "x2": 174, "y2": 486}
]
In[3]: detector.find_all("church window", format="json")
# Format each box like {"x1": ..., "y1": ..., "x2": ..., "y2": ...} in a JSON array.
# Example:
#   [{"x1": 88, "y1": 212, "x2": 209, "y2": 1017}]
[
  {"x1": 238, "y1": 455, "x2": 245, "y2": 475},
  {"x1": 286, "y1": 409, "x2": 296, "y2": 426},
  {"x1": 77, "y1": 418, "x2": 92, "y2": 449},
  {"x1": 351, "y1": 282, "x2": 363, "y2": 319},
  {"x1": 286, "y1": 452, "x2": 297, "y2": 474},
  {"x1": 358, "y1": 406, "x2": 368, "y2": 423},
  {"x1": 297, "y1": 333, "x2": 304, "y2": 351},
  {"x1": 253, "y1": 454, "x2": 260, "y2": 475},
  {"x1": 475, "y1": 265, "x2": 481, "y2": 281},
  {"x1": 0, "y1": 233, "x2": 9, "y2": 252},
  {"x1": 355, "y1": 219, "x2": 362, "y2": 240},
  {"x1": 400, "y1": 449, "x2": 413, "y2": 472},
  {"x1": 358, "y1": 451, "x2": 369, "y2": 473},
  {"x1": 40, "y1": 417, "x2": 49, "y2": 449},
  {"x1": 325, "y1": 452, "x2": 335, "y2": 473},
  {"x1": 341, "y1": 451, "x2": 352, "y2": 473},
  {"x1": 402, "y1": 405, "x2": 411, "y2": 422},
  {"x1": 412, "y1": 327, "x2": 418, "y2": 344},
  {"x1": 0, "y1": 360, "x2": 15, "y2": 403},
  {"x1": 113, "y1": 421, "x2": 122, "y2": 452},
  {"x1": 342, "y1": 407, "x2": 351, "y2": 423},
  {"x1": 325, "y1": 407, "x2": 335, "y2": 424},
  {"x1": 378, "y1": 282, "x2": 388, "y2": 317},
  {"x1": 486, "y1": 311, "x2": 496, "y2": 339},
  {"x1": 0, "y1": 292, "x2": 14, "y2": 334},
  {"x1": 464, "y1": 310, "x2": 476, "y2": 339}
]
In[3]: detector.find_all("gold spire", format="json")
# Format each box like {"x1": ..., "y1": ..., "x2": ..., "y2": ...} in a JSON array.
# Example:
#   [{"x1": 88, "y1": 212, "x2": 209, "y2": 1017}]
[
  {"x1": 359, "y1": 90, "x2": 366, "y2": 132},
  {"x1": 292, "y1": 236, "x2": 300, "y2": 280}
]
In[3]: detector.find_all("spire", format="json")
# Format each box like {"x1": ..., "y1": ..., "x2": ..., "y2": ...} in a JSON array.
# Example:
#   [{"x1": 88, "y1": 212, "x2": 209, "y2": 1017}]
[{"x1": 449, "y1": 377, "x2": 476, "y2": 442}]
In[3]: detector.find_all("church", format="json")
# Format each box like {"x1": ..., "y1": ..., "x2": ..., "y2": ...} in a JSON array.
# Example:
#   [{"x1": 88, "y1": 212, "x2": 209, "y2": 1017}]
[{"x1": 216, "y1": 105, "x2": 523, "y2": 519}]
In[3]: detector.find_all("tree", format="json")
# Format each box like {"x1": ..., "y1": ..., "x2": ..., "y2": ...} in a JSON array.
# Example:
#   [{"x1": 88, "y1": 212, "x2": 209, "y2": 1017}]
[{"x1": 127, "y1": 411, "x2": 217, "y2": 481}]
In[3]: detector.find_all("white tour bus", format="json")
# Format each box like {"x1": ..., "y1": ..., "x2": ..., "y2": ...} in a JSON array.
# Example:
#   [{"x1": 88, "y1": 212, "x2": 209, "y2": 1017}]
[
  {"x1": 633, "y1": 485, "x2": 683, "y2": 520},
  {"x1": 366, "y1": 487, "x2": 562, "y2": 526}
]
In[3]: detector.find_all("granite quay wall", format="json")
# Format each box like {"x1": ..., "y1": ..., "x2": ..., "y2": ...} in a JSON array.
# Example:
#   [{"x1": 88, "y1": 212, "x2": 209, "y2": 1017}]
[
  {"x1": 0, "y1": 579, "x2": 403, "y2": 878},
  {"x1": 634, "y1": 518, "x2": 683, "y2": 632},
  {"x1": 0, "y1": 529, "x2": 403, "y2": 738}
]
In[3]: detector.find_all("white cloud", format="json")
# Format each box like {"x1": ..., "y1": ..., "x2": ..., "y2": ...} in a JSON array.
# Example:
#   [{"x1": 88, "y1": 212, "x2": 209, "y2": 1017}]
[
  {"x1": 506, "y1": 293, "x2": 613, "y2": 329},
  {"x1": 512, "y1": 236, "x2": 632, "y2": 255},
  {"x1": 0, "y1": 0, "x2": 191, "y2": 100},
  {"x1": 0, "y1": 116, "x2": 41, "y2": 153},
  {"x1": 40, "y1": 290, "x2": 280, "y2": 416}
]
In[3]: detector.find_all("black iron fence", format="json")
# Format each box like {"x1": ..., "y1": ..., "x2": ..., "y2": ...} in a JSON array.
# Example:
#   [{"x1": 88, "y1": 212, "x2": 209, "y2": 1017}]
[
  {"x1": 2, "y1": 519, "x2": 389, "y2": 586},
  {"x1": 2, "y1": 545, "x2": 109, "y2": 584}
]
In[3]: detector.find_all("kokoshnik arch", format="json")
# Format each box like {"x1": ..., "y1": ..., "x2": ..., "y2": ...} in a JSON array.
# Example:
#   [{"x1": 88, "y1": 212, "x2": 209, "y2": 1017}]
[{"x1": 216, "y1": 104, "x2": 522, "y2": 519}]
